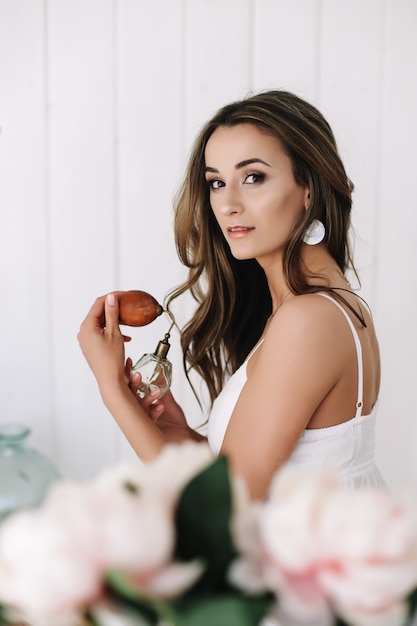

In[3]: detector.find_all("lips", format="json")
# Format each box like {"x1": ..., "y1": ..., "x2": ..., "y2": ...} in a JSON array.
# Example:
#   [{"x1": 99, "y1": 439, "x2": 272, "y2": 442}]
[{"x1": 227, "y1": 226, "x2": 254, "y2": 233}]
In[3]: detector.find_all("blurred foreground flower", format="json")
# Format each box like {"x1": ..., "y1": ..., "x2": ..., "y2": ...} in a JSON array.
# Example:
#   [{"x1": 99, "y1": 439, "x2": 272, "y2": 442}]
[
  {"x1": 230, "y1": 466, "x2": 417, "y2": 626},
  {"x1": 0, "y1": 443, "x2": 416, "y2": 626}
]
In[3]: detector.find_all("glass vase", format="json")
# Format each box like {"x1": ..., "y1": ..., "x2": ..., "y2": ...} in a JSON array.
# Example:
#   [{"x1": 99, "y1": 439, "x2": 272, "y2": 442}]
[{"x1": 0, "y1": 423, "x2": 60, "y2": 521}]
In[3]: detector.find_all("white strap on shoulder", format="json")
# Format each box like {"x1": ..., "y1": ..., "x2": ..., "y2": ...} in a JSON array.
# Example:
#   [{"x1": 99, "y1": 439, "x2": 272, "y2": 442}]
[
  {"x1": 316, "y1": 292, "x2": 364, "y2": 418},
  {"x1": 246, "y1": 337, "x2": 265, "y2": 363}
]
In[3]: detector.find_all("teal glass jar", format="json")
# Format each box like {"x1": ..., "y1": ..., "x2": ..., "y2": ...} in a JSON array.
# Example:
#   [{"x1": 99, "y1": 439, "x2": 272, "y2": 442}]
[{"x1": 0, "y1": 423, "x2": 60, "y2": 520}]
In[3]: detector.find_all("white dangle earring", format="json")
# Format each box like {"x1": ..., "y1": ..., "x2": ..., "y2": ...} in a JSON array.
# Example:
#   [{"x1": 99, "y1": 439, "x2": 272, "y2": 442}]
[{"x1": 303, "y1": 217, "x2": 325, "y2": 245}]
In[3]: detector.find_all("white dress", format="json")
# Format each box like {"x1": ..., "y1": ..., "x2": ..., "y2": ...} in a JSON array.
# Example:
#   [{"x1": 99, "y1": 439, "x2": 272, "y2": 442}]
[{"x1": 207, "y1": 293, "x2": 386, "y2": 489}]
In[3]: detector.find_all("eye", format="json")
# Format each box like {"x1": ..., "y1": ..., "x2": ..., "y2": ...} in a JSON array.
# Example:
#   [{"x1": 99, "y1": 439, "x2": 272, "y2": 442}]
[
  {"x1": 206, "y1": 178, "x2": 225, "y2": 190},
  {"x1": 244, "y1": 172, "x2": 265, "y2": 184}
]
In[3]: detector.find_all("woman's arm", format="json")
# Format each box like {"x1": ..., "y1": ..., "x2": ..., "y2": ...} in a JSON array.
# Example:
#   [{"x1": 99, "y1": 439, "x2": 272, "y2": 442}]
[
  {"x1": 77, "y1": 293, "x2": 203, "y2": 459},
  {"x1": 221, "y1": 295, "x2": 363, "y2": 499}
]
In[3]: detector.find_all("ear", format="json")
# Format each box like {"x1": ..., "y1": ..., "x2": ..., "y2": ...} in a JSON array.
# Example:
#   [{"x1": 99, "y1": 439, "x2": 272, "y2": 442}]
[{"x1": 303, "y1": 187, "x2": 311, "y2": 209}]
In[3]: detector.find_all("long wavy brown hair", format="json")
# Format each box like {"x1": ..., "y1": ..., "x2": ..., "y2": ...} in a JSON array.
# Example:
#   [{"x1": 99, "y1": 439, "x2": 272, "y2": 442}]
[{"x1": 166, "y1": 90, "x2": 357, "y2": 406}]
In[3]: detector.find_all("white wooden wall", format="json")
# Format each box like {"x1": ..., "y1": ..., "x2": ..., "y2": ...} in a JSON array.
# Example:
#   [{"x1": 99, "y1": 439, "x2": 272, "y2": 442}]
[{"x1": 1, "y1": 0, "x2": 416, "y2": 491}]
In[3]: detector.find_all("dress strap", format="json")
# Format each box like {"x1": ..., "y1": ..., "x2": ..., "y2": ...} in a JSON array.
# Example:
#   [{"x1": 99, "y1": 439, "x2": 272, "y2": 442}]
[
  {"x1": 246, "y1": 338, "x2": 265, "y2": 363},
  {"x1": 316, "y1": 293, "x2": 364, "y2": 418}
]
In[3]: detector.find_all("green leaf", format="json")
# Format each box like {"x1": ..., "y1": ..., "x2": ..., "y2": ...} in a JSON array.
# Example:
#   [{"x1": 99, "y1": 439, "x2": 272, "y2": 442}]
[
  {"x1": 0, "y1": 605, "x2": 8, "y2": 626},
  {"x1": 104, "y1": 570, "x2": 159, "y2": 625},
  {"x1": 179, "y1": 593, "x2": 273, "y2": 626},
  {"x1": 404, "y1": 586, "x2": 417, "y2": 626},
  {"x1": 174, "y1": 456, "x2": 237, "y2": 593},
  {"x1": 153, "y1": 601, "x2": 183, "y2": 626},
  {"x1": 333, "y1": 617, "x2": 351, "y2": 626}
]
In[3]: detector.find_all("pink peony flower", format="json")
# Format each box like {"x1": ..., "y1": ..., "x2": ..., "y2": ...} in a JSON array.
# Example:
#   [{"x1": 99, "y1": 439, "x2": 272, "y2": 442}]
[
  {"x1": 95, "y1": 441, "x2": 215, "y2": 511},
  {"x1": 230, "y1": 466, "x2": 417, "y2": 626},
  {"x1": 120, "y1": 559, "x2": 205, "y2": 601},
  {"x1": 0, "y1": 446, "x2": 208, "y2": 623},
  {"x1": 0, "y1": 505, "x2": 101, "y2": 622},
  {"x1": 0, "y1": 443, "x2": 221, "y2": 623}
]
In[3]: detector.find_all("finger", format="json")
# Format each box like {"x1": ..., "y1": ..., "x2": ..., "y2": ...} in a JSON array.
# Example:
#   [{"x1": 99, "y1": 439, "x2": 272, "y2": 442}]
[
  {"x1": 81, "y1": 295, "x2": 107, "y2": 330},
  {"x1": 150, "y1": 403, "x2": 164, "y2": 423},
  {"x1": 158, "y1": 389, "x2": 178, "y2": 412},
  {"x1": 122, "y1": 335, "x2": 132, "y2": 342},
  {"x1": 124, "y1": 357, "x2": 133, "y2": 384},
  {"x1": 129, "y1": 371, "x2": 142, "y2": 393},
  {"x1": 142, "y1": 388, "x2": 162, "y2": 408},
  {"x1": 104, "y1": 292, "x2": 121, "y2": 335}
]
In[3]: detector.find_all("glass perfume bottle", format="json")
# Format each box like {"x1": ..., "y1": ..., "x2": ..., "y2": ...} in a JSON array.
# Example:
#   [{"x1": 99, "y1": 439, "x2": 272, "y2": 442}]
[{"x1": 131, "y1": 332, "x2": 173, "y2": 398}]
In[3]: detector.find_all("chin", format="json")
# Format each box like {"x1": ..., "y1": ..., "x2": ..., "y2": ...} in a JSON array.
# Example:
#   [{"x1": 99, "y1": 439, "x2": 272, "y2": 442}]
[{"x1": 229, "y1": 249, "x2": 255, "y2": 262}]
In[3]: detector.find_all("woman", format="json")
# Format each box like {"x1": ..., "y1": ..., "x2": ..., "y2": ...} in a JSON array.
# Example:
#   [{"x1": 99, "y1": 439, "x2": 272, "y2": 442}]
[{"x1": 78, "y1": 90, "x2": 385, "y2": 499}]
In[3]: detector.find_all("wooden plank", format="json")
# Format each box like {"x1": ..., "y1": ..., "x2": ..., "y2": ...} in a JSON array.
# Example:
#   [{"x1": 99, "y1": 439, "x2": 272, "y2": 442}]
[
  {"x1": 183, "y1": 0, "x2": 252, "y2": 149},
  {"x1": 47, "y1": 0, "x2": 119, "y2": 477},
  {"x1": 115, "y1": 0, "x2": 190, "y2": 457},
  {"x1": 319, "y1": 0, "x2": 384, "y2": 304},
  {"x1": 252, "y1": 0, "x2": 320, "y2": 99},
  {"x1": 0, "y1": 1, "x2": 56, "y2": 461},
  {"x1": 373, "y1": 0, "x2": 417, "y2": 489}
]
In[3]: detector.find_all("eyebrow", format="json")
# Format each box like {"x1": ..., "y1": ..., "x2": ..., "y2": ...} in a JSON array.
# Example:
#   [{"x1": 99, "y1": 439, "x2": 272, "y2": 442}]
[{"x1": 205, "y1": 157, "x2": 271, "y2": 173}]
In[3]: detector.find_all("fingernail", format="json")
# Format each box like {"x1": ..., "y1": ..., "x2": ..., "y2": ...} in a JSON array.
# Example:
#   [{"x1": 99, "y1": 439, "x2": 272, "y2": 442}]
[{"x1": 107, "y1": 292, "x2": 116, "y2": 306}]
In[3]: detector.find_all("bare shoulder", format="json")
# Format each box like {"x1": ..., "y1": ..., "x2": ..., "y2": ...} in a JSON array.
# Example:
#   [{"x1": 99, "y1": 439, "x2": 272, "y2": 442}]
[
  {"x1": 248, "y1": 292, "x2": 357, "y2": 379},
  {"x1": 273, "y1": 290, "x2": 376, "y2": 330},
  {"x1": 269, "y1": 292, "x2": 348, "y2": 337}
]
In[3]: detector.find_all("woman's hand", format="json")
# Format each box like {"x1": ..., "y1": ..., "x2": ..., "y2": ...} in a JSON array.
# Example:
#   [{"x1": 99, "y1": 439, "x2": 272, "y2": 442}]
[
  {"x1": 124, "y1": 362, "x2": 164, "y2": 422},
  {"x1": 129, "y1": 373, "x2": 205, "y2": 443},
  {"x1": 78, "y1": 293, "x2": 131, "y2": 393},
  {"x1": 78, "y1": 292, "x2": 180, "y2": 459},
  {"x1": 78, "y1": 293, "x2": 205, "y2": 449}
]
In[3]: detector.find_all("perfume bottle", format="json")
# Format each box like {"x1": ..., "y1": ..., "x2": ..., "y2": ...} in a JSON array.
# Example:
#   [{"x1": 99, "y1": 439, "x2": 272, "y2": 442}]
[{"x1": 131, "y1": 333, "x2": 173, "y2": 398}]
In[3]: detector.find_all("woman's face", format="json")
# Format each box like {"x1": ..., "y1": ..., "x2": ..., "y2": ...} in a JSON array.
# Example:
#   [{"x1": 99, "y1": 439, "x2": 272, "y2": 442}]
[{"x1": 204, "y1": 123, "x2": 309, "y2": 266}]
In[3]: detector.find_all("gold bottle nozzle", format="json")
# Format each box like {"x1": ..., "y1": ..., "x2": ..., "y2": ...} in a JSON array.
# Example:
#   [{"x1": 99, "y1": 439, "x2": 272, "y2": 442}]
[{"x1": 154, "y1": 333, "x2": 171, "y2": 360}]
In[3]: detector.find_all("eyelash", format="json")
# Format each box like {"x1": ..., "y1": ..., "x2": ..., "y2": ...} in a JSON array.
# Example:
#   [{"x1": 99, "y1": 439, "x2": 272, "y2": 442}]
[
  {"x1": 206, "y1": 172, "x2": 265, "y2": 190},
  {"x1": 207, "y1": 179, "x2": 224, "y2": 190},
  {"x1": 245, "y1": 172, "x2": 265, "y2": 184}
]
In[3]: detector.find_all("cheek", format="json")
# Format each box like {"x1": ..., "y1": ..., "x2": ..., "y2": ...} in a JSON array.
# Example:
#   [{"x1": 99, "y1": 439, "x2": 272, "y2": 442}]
[
  {"x1": 274, "y1": 186, "x2": 305, "y2": 219},
  {"x1": 260, "y1": 191, "x2": 304, "y2": 235}
]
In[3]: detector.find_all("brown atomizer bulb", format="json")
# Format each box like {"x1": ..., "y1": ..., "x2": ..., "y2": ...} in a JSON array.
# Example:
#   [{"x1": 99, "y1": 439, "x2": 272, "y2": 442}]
[{"x1": 118, "y1": 290, "x2": 163, "y2": 327}]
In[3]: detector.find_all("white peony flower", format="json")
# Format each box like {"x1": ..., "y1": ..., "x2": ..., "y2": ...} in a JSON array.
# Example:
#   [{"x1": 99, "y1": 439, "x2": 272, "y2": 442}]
[
  {"x1": 0, "y1": 464, "x2": 175, "y2": 622},
  {"x1": 0, "y1": 506, "x2": 101, "y2": 620},
  {"x1": 230, "y1": 465, "x2": 417, "y2": 626},
  {"x1": 91, "y1": 601, "x2": 150, "y2": 626},
  {"x1": 120, "y1": 559, "x2": 205, "y2": 600},
  {"x1": 95, "y1": 442, "x2": 214, "y2": 511},
  {"x1": 0, "y1": 443, "x2": 219, "y2": 624}
]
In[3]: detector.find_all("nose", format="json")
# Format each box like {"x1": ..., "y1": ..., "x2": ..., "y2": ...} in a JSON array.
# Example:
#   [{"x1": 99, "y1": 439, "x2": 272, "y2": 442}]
[{"x1": 215, "y1": 185, "x2": 243, "y2": 216}]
